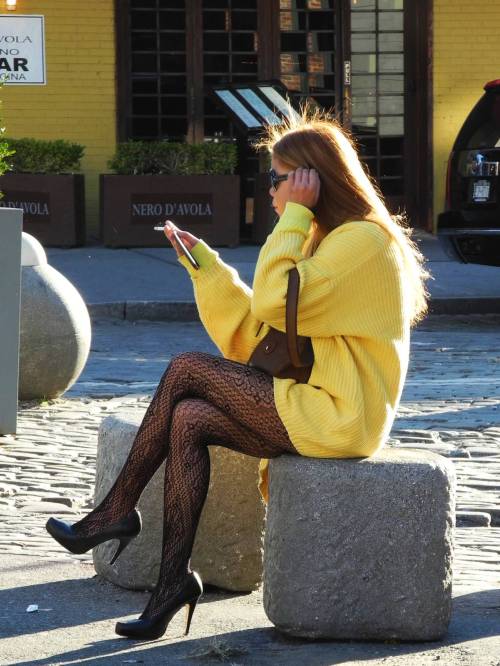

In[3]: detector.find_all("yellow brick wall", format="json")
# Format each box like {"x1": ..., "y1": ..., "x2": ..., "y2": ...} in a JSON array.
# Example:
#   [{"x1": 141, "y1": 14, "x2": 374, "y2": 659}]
[
  {"x1": 0, "y1": 0, "x2": 116, "y2": 239},
  {"x1": 433, "y1": 0, "x2": 500, "y2": 232}
]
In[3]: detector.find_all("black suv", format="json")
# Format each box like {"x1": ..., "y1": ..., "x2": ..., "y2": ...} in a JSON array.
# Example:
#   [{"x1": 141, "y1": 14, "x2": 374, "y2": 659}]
[{"x1": 438, "y1": 79, "x2": 500, "y2": 266}]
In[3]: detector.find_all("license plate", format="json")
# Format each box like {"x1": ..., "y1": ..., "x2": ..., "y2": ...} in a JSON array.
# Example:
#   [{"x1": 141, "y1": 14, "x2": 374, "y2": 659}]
[{"x1": 472, "y1": 179, "x2": 491, "y2": 202}]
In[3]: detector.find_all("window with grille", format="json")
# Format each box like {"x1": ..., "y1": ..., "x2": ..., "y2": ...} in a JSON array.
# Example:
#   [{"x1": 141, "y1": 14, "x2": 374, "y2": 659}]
[
  {"x1": 350, "y1": 0, "x2": 405, "y2": 202},
  {"x1": 129, "y1": 0, "x2": 188, "y2": 140}
]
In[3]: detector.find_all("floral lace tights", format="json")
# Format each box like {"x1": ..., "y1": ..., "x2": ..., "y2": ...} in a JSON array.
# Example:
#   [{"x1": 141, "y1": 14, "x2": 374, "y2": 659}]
[{"x1": 73, "y1": 351, "x2": 298, "y2": 618}]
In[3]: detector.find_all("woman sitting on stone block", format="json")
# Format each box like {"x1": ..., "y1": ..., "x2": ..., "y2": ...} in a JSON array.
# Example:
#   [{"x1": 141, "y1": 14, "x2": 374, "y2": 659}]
[{"x1": 45, "y1": 101, "x2": 430, "y2": 641}]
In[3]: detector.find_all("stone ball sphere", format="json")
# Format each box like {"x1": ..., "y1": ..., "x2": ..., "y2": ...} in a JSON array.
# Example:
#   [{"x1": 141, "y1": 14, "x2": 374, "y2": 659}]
[
  {"x1": 21, "y1": 231, "x2": 47, "y2": 267},
  {"x1": 19, "y1": 263, "x2": 91, "y2": 400}
]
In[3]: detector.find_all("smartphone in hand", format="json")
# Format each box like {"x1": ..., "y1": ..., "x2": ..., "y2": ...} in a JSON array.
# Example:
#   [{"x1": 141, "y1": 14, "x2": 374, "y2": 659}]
[{"x1": 154, "y1": 224, "x2": 200, "y2": 270}]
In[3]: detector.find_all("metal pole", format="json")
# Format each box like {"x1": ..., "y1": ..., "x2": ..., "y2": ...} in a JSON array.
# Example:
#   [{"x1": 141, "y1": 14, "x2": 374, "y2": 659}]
[{"x1": 0, "y1": 207, "x2": 22, "y2": 435}]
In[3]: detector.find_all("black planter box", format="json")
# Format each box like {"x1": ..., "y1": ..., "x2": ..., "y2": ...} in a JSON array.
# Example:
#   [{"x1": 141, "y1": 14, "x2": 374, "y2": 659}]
[
  {"x1": 100, "y1": 174, "x2": 240, "y2": 247},
  {"x1": 0, "y1": 173, "x2": 85, "y2": 247}
]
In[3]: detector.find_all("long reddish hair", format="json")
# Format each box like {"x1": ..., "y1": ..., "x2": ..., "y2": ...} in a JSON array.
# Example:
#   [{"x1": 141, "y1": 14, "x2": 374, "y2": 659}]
[{"x1": 254, "y1": 100, "x2": 431, "y2": 327}]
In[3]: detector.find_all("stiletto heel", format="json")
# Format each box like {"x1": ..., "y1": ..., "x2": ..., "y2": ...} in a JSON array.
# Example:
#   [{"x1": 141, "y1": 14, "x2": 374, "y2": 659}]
[
  {"x1": 184, "y1": 596, "x2": 199, "y2": 636},
  {"x1": 115, "y1": 570, "x2": 203, "y2": 640},
  {"x1": 109, "y1": 535, "x2": 134, "y2": 565},
  {"x1": 45, "y1": 509, "x2": 142, "y2": 564}
]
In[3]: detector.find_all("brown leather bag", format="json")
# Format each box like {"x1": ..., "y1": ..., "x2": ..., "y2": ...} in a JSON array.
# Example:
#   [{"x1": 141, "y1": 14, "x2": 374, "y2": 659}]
[{"x1": 247, "y1": 267, "x2": 314, "y2": 383}]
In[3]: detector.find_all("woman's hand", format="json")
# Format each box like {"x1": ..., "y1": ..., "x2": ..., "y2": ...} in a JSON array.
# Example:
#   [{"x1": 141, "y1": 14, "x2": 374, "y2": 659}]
[
  {"x1": 287, "y1": 167, "x2": 320, "y2": 210},
  {"x1": 163, "y1": 220, "x2": 200, "y2": 258}
]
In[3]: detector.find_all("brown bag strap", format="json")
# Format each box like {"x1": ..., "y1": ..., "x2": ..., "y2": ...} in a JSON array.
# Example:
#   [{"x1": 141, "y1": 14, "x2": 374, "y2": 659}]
[{"x1": 286, "y1": 267, "x2": 302, "y2": 367}]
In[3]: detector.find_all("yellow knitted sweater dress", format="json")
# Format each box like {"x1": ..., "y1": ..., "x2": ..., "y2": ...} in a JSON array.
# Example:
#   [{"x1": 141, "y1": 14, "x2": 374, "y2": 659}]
[{"x1": 177, "y1": 201, "x2": 411, "y2": 505}]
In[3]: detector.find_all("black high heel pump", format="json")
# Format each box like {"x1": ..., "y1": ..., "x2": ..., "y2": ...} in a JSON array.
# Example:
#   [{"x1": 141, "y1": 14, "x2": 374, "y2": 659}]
[
  {"x1": 45, "y1": 508, "x2": 142, "y2": 565},
  {"x1": 115, "y1": 570, "x2": 203, "y2": 640}
]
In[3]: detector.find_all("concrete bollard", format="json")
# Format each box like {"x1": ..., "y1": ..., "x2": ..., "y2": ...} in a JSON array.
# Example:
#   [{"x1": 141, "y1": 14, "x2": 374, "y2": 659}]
[
  {"x1": 263, "y1": 449, "x2": 456, "y2": 641},
  {"x1": 0, "y1": 208, "x2": 22, "y2": 435}
]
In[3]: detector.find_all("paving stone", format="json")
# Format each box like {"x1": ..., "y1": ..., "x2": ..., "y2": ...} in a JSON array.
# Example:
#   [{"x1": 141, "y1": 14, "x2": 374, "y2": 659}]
[
  {"x1": 49, "y1": 482, "x2": 93, "y2": 490},
  {"x1": 40, "y1": 496, "x2": 74, "y2": 507},
  {"x1": 456, "y1": 511, "x2": 492, "y2": 527},
  {"x1": 449, "y1": 449, "x2": 472, "y2": 458},
  {"x1": 19, "y1": 501, "x2": 78, "y2": 514}
]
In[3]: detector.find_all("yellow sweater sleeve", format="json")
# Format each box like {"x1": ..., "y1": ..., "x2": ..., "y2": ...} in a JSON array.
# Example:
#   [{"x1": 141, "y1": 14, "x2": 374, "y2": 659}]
[
  {"x1": 250, "y1": 201, "x2": 333, "y2": 337},
  {"x1": 177, "y1": 238, "x2": 264, "y2": 364},
  {"x1": 251, "y1": 201, "x2": 392, "y2": 338}
]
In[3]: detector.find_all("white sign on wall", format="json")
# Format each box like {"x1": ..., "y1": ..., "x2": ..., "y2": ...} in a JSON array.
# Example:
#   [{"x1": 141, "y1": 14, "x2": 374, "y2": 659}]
[{"x1": 0, "y1": 15, "x2": 45, "y2": 85}]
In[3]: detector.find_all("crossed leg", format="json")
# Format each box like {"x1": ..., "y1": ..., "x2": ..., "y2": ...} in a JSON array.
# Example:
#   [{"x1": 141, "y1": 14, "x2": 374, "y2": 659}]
[{"x1": 72, "y1": 351, "x2": 299, "y2": 618}]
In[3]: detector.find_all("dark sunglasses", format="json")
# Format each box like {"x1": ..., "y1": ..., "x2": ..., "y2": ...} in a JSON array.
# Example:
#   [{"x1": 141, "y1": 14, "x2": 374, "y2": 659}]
[{"x1": 269, "y1": 168, "x2": 288, "y2": 190}]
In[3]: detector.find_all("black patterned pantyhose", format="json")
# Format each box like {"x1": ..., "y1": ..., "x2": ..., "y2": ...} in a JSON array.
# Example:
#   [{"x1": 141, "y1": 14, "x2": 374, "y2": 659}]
[{"x1": 73, "y1": 351, "x2": 299, "y2": 619}]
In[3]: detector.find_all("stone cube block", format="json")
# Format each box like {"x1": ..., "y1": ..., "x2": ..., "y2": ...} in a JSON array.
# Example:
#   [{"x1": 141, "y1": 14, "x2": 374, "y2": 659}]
[{"x1": 263, "y1": 449, "x2": 456, "y2": 640}]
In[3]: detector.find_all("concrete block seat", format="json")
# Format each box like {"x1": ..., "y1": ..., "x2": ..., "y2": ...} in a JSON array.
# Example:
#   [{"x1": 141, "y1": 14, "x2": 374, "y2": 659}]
[
  {"x1": 92, "y1": 410, "x2": 266, "y2": 592},
  {"x1": 263, "y1": 449, "x2": 456, "y2": 641}
]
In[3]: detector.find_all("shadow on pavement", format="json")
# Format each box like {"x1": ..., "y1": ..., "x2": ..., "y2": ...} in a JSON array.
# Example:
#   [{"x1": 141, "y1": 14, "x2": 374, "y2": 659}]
[{"x1": 2, "y1": 576, "x2": 499, "y2": 666}]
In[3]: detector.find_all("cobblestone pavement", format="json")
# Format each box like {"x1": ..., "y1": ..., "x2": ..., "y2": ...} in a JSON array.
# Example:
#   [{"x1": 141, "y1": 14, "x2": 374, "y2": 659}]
[{"x1": 0, "y1": 315, "x2": 499, "y2": 597}]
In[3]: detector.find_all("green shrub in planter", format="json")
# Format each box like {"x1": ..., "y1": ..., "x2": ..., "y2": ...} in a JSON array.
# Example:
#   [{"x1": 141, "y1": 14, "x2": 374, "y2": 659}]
[
  {"x1": 4, "y1": 137, "x2": 84, "y2": 174},
  {"x1": 108, "y1": 140, "x2": 237, "y2": 176},
  {"x1": 0, "y1": 82, "x2": 16, "y2": 198},
  {"x1": 102, "y1": 141, "x2": 240, "y2": 247},
  {"x1": 0, "y1": 136, "x2": 14, "y2": 181}
]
